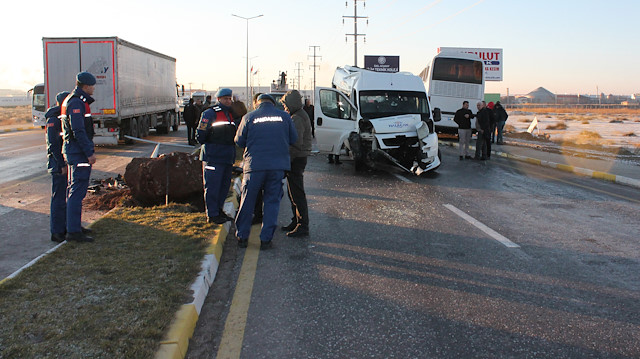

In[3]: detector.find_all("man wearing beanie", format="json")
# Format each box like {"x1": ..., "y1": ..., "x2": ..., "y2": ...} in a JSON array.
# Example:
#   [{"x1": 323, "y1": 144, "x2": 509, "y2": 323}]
[
  {"x1": 61, "y1": 71, "x2": 97, "y2": 242},
  {"x1": 280, "y1": 89, "x2": 313, "y2": 237},
  {"x1": 45, "y1": 91, "x2": 70, "y2": 243},
  {"x1": 196, "y1": 88, "x2": 237, "y2": 224}
]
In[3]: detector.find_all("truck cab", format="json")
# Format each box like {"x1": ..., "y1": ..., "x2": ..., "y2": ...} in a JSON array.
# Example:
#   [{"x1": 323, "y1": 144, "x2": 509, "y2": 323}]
[{"x1": 314, "y1": 66, "x2": 441, "y2": 175}]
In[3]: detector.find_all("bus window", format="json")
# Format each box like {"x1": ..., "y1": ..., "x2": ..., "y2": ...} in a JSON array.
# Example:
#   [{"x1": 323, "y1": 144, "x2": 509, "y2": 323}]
[{"x1": 432, "y1": 58, "x2": 483, "y2": 85}]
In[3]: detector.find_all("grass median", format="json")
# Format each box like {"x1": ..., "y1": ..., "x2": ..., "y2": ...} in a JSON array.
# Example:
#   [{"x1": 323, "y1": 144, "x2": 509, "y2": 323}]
[{"x1": 0, "y1": 203, "x2": 220, "y2": 358}]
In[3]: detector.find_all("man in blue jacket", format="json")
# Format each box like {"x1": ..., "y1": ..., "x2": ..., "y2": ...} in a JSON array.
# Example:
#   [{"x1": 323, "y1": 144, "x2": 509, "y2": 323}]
[
  {"x1": 45, "y1": 91, "x2": 70, "y2": 243},
  {"x1": 61, "y1": 72, "x2": 97, "y2": 242},
  {"x1": 196, "y1": 88, "x2": 237, "y2": 224},
  {"x1": 235, "y1": 94, "x2": 297, "y2": 250}
]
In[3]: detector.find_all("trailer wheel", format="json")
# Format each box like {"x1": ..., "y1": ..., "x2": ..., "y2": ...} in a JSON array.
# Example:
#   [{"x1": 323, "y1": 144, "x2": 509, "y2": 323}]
[
  {"x1": 123, "y1": 118, "x2": 138, "y2": 144},
  {"x1": 171, "y1": 113, "x2": 179, "y2": 132},
  {"x1": 140, "y1": 115, "x2": 150, "y2": 137},
  {"x1": 130, "y1": 117, "x2": 139, "y2": 138}
]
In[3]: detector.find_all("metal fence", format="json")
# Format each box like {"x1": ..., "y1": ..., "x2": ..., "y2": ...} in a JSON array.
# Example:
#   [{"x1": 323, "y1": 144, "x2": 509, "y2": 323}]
[
  {"x1": 0, "y1": 97, "x2": 30, "y2": 107},
  {"x1": 505, "y1": 103, "x2": 639, "y2": 110}
]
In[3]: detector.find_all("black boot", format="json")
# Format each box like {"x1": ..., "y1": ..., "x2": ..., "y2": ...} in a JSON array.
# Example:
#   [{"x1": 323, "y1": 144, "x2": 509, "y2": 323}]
[
  {"x1": 287, "y1": 224, "x2": 310, "y2": 237},
  {"x1": 281, "y1": 221, "x2": 297, "y2": 232},
  {"x1": 66, "y1": 232, "x2": 94, "y2": 243}
]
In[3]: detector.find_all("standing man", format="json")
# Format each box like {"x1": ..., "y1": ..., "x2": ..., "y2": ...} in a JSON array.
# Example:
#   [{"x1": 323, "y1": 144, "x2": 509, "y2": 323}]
[
  {"x1": 474, "y1": 101, "x2": 491, "y2": 161},
  {"x1": 203, "y1": 95, "x2": 212, "y2": 110},
  {"x1": 183, "y1": 98, "x2": 197, "y2": 145},
  {"x1": 303, "y1": 98, "x2": 315, "y2": 138},
  {"x1": 61, "y1": 72, "x2": 97, "y2": 242},
  {"x1": 493, "y1": 101, "x2": 509, "y2": 144},
  {"x1": 46, "y1": 91, "x2": 70, "y2": 243},
  {"x1": 196, "y1": 88, "x2": 237, "y2": 224},
  {"x1": 453, "y1": 100, "x2": 474, "y2": 160},
  {"x1": 235, "y1": 94, "x2": 297, "y2": 250},
  {"x1": 281, "y1": 90, "x2": 313, "y2": 237}
]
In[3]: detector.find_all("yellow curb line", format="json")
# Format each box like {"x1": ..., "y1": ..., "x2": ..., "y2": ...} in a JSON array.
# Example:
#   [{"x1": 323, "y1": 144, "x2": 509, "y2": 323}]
[{"x1": 155, "y1": 182, "x2": 241, "y2": 359}]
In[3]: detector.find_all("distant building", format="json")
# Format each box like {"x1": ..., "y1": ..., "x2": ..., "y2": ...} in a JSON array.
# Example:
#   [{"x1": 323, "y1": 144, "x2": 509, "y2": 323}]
[{"x1": 525, "y1": 87, "x2": 555, "y2": 103}]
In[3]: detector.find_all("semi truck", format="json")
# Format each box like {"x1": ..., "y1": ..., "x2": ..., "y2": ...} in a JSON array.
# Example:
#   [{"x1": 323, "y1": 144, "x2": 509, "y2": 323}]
[
  {"x1": 41, "y1": 37, "x2": 179, "y2": 145},
  {"x1": 314, "y1": 65, "x2": 441, "y2": 175}
]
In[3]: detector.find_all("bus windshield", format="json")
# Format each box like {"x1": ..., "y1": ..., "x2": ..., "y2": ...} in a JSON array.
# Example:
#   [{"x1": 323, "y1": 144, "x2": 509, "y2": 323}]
[
  {"x1": 32, "y1": 85, "x2": 45, "y2": 112},
  {"x1": 359, "y1": 90, "x2": 430, "y2": 119},
  {"x1": 432, "y1": 58, "x2": 483, "y2": 85}
]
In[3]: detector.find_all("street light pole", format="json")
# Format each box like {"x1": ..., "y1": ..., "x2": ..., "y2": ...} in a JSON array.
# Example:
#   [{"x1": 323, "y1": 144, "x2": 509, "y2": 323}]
[{"x1": 232, "y1": 14, "x2": 263, "y2": 104}]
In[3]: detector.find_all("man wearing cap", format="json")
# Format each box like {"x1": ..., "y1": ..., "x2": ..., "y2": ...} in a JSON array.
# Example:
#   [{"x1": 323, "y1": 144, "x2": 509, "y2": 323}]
[
  {"x1": 45, "y1": 91, "x2": 70, "y2": 243},
  {"x1": 61, "y1": 71, "x2": 97, "y2": 242},
  {"x1": 196, "y1": 88, "x2": 237, "y2": 224},
  {"x1": 234, "y1": 94, "x2": 297, "y2": 250}
]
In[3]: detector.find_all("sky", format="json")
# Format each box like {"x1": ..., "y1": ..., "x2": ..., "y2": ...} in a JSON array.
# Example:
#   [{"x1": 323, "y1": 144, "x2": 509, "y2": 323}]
[{"x1": 2, "y1": 0, "x2": 639, "y2": 96}]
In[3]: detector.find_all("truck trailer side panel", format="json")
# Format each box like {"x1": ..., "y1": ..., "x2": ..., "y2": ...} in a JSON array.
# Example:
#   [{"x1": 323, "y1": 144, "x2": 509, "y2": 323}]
[{"x1": 42, "y1": 37, "x2": 177, "y2": 144}]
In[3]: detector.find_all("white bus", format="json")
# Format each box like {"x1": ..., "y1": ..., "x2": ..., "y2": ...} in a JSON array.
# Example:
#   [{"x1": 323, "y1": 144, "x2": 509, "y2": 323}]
[
  {"x1": 427, "y1": 52, "x2": 484, "y2": 134},
  {"x1": 29, "y1": 83, "x2": 46, "y2": 128}
]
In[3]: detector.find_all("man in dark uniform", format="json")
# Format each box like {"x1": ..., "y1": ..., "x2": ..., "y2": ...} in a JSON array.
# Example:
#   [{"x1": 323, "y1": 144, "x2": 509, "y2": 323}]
[
  {"x1": 61, "y1": 72, "x2": 97, "y2": 242},
  {"x1": 235, "y1": 94, "x2": 297, "y2": 250},
  {"x1": 183, "y1": 98, "x2": 197, "y2": 145},
  {"x1": 45, "y1": 91, "x2": 70, "y2": 243},
  {"x1": 196, "y1": 88, "x2": 237, "y2": 224}
]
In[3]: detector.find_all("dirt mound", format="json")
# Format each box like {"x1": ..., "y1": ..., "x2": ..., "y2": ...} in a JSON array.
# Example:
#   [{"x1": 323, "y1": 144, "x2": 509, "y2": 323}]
[
  {"x1": 84, "y1": 188, "x2": 138, "y2": 211},
  {"x1": 124, "y1": 151, "x2": 205, "y2": 210}
]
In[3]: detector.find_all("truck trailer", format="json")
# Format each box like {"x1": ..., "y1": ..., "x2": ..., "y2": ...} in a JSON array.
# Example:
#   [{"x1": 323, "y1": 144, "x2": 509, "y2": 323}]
[
  {"x1": 42, "y1": 37, "x2": 179, "y2": 145},
  {"x1": 314, "y1": 65, "x2": 441, "y2": 175}
]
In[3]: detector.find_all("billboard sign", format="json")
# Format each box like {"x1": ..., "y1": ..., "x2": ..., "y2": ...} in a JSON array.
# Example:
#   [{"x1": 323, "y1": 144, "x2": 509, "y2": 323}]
[
  {"x1": 438, "y1": 47, "x2": 503, "y2": 81},
  {"x1": 364, "y1": 55, "x2": 399, "y2": 73}
]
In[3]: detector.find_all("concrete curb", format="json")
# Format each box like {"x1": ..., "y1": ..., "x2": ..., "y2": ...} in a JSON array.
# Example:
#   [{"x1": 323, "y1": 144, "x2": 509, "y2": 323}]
[
  {"x1": 440, "y1": 140, "x2": 640, "y2": 190},
  {"x1": 155, "y1": 178, "x2": 242, "y2": 359}
]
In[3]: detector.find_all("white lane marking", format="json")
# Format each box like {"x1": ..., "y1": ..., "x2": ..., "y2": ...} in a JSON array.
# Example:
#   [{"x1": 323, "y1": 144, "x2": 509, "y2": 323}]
[
  {"x1": 392, "y1": 173, "x2": 412, "y2": 183},
  {"x1": 444, "y1": 204, "x2": 520, "y2": 248}
]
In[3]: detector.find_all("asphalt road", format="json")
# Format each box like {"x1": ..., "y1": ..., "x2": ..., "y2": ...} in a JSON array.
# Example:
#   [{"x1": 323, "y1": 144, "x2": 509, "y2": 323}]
[
  {"x1": 0, "y1": 127, "x2": 192, "y2": 278},
  {"x1": 187, "y1": 146, "x2": 640, "y2": 358},
  {"x1": 2, "y1": 128, "x2": 639, "y2": 358}
]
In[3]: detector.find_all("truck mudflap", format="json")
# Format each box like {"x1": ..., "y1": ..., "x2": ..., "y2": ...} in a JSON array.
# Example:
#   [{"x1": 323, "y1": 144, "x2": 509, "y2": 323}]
[{"x1": 93, "y1": 127, "x2": 119, "y2": 146}]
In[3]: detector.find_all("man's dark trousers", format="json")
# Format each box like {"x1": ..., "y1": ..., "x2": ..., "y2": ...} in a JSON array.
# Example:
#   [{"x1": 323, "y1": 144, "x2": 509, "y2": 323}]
[
  {"x1": 51, "y1": 172, "x2": 67, "y2": 235},
  {"x1": 67, "y1": 163, "x2": 91, "y2": 233},
  {"x1": 285, "y1": 157, "x2": 308, "y2": 227},
  {"x1": 236, "y1": 170, "x2": 285, "y2": 242},
  {"x1": 204, "y1": 162, "x2": 233, "y2": 218}
]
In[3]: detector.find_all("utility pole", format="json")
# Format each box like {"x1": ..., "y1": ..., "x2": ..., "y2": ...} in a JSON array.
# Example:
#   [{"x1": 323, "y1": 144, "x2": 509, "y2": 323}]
[
  {"x1": 294, "y1": 62, "x2": 304, "y2": 90},
  {"x1": 343, "y1": 0, "x2": 368, "y2": 67},
  {"x1": 308, "y1": 45, "x2": 321, "y2": 102}
]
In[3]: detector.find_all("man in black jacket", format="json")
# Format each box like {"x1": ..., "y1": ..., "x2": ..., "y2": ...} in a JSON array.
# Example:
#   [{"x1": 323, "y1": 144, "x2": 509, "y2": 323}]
[
  {"x1": 474, "y1": 101, "x2": 492, "y2": 160},
  {"x1": 493, "y1": 101, "x2": 509, "y2": 144},
  {"x1": 453, "y1": 100, "x2": 474, "y2": 160},
  {"x1": 183, "y1": 98, "x2": 197, "y2": 145}
]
